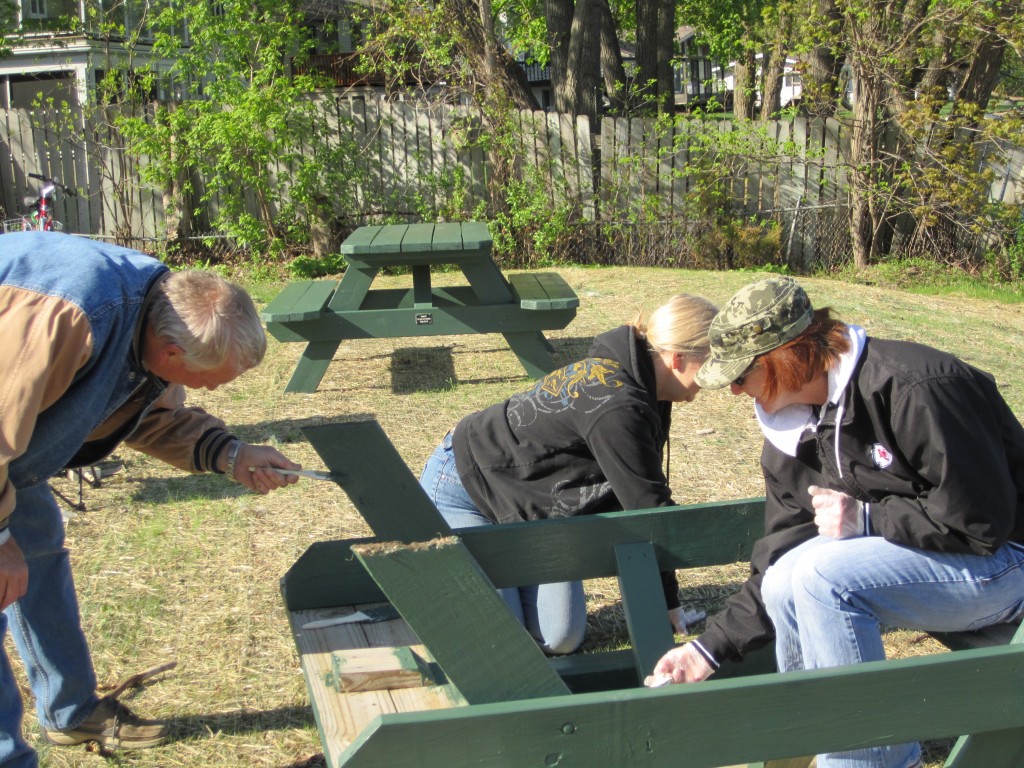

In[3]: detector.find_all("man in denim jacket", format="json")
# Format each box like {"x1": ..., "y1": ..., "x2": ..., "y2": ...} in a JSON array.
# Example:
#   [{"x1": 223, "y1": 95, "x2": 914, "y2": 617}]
[{"x1": 0, "y1": 232, "x2": 301, "y2": 766}]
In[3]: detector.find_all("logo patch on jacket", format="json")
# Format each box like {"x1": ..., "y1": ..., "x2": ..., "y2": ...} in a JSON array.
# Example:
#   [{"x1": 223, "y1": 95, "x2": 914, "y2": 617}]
[{"x1": 870, "y1": 443, "x2": 893, "y2": 469}]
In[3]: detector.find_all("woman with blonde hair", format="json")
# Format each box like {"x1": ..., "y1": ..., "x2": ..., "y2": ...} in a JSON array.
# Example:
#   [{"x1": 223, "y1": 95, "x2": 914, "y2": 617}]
[{"x1": 420, "y1": 293, "x2": 718, "y2": 655}]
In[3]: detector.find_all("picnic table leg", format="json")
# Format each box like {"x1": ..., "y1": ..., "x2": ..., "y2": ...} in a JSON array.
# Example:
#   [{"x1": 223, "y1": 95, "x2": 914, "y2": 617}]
[
  {"x1": 944, "y1": 622, "x2": 1024, "y2": 767},
  {"x1": 502, "y1": 331, "x2": 558, "y2": 379},
  {"x1": 285, "y1": 341, "x2": 341, "y2": 393}
]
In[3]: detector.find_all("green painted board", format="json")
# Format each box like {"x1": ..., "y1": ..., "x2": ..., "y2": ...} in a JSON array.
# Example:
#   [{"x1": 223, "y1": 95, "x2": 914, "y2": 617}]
[
  {"x1": 459, "y1": 221, "x2": 492, "y2": 249},
  {"x1": 400, "y1": 223, "x2": 436, "y2": 252},
  {"x1": 280, "y1": 499, "x2": 765, "y2": 611},
  {"x1": 367, "y1": 224, "x2": 407, "y2": 254},
  {"x1": 615, "y1": 542, "x2": 675, "y2": 680},
  {"x1": 275, "y1": 304, "x2": 576, "y2": 341},
  {"x1": 509, "y1": 272, "x2": 580, "y2": 310},
  {"x1": 339, "y1": 225, "x2": 382, "y2": 254},
  {"x1": 945, "y1": 621, "x2": 1024, "y2": 766},
  {"x1": 338, "y1": 645, "x2": 1024, "y2": 768},
  {"x1": 301, "y1": 421, "x2": 451, "y2": 543},
  {"x1": 285, "y1": 341, "x2": 341, "y2": 393},
  {"x1": 502, "y1": 330, "x2": 558, "y2": 378},
  {"x1": 261, "y1": 280, "x2": 337, "y2": 322},
  {"x1": 351, "y1": 538, "x2": 570, "y2": 705},
  {"x1": 431, "y1": 222, "x2": 464, "y2": 250}
]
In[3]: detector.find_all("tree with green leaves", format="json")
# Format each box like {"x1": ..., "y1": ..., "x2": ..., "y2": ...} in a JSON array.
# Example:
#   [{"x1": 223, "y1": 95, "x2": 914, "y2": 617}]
[{"x1": 832, "y1": 0, "x2": 1023, "y2": 266}]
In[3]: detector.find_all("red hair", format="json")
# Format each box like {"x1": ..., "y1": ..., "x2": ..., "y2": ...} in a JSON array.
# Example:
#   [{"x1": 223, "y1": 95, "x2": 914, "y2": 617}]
[{"x1": 756, "y1": 309, "x2": 850, "y2": 401}]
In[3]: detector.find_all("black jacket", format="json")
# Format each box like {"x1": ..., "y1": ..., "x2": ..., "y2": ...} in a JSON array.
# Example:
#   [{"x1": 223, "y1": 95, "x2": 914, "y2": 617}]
[
  {"x1": 697, "y1": 336, "x2": 1024, "y2": 664},
  {"x1": 452, "y1": 324, "x2": 680, "y2": 607}
]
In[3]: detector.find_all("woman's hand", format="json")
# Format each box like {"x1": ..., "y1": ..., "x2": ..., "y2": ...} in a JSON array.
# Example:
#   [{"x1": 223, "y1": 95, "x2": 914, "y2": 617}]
[
  {"x1": 648, "y1": 642, "x2": 715, "y2": 685},
  {"x1": 808, "y1": 485, "x2": 865, "y2": 538}
]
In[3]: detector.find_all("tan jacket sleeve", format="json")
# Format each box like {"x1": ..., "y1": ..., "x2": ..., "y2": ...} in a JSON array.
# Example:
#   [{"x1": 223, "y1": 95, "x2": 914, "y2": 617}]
[
  {"x1": 0, "y1": 286, "x2": 94, "y2": 529},
  {"x1": 124, "y1": 384, "x2": 229, "y2": 473}
]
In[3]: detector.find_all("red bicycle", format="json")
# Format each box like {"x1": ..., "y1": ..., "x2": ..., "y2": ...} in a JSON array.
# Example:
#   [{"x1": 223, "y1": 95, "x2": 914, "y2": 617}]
[{"x1": 3, "y1": 173, "x2": 76, "y2": 232}]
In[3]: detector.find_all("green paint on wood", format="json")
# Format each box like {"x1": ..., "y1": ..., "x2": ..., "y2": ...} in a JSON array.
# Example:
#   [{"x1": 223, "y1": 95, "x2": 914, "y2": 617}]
[
  {"x1": 615, "y1": 542, "x2": 675, "y2": 680},
  {"x1": 302, "y1": 421, "x2": 451, "y2": 543},
  {"x1": 338, "y1": 645, "x2": 1024, "y2": 768},
  {"x1": 351, "y1": 537, "x2": 570, "y2": 705}
]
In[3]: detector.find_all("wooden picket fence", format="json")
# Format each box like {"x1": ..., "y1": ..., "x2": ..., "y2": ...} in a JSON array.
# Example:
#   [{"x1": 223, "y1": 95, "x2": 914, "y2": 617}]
[{"x1": 1, "y1": 97, "x2": 1021, "y2": 265}]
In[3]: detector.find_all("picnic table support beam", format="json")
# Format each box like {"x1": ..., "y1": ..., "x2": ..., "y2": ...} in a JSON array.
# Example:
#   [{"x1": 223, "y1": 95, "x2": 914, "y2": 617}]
[
  {"x1": 945, "y1": 621, "x2": 1024, "y2": 767},
  {"x1": 615, "y1": 542, "x2": 675, "y2": 682},
  {"x1": 286, "y1": 340, "x2": 340, "y2": 394},
  {"x1": 351, "y1": 537, "x2": 571, "y2": 705}
]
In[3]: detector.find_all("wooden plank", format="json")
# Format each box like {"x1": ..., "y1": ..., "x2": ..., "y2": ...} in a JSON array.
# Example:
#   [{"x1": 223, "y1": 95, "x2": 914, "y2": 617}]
[
  {"x1": 281, "y1": 498, "x2": 765, "y2": 611},
  {"x1": 283, "y1": 341, "x2": 341, "y2": 393},
  {"x1": 301, "y1": 421, "x2": 453, "y2": 543},
  {"x1": 431, "y1": 221, "x2": 463, "y2": 250},
  {"x1": 340, "y1": 225, "x2": 383, "y2": 254},
  {"x1": 340, "y1": 645, "x2": 1024, "y2": 768},
  {"x1": 575, "y1": 114, "x2": 596, "y2": 222},
  {"x1": 351, "y1": 538, "x2": 571, "y2": 705},
  {"x1": 289, "y1": 606, "x2": 460, "y2": 764},
  {"x1": 944, "y1": 620, "x2": 1024, "y2": 767},
  {"x1": 459, "y1": 220, "x2": 492, "y2": 250},
  {"x1": 559, "y1": 111, "x2": 579, "y2": 204},
  {"x1": 260, "y1": 281, "x2": 336, "y2": 322},
  {"x1": 400, "y1": 222, "x2": 435, "y2": 252},
  {"x1": 367, "y1": 223, "x2": 407, "y2": 254},
  {"x1": 331, "y1": 646, "x2": 437, "y2": 693},
  {"x1": 615, "y1": 542, "x2": 675, "y2": 680},
  {"x1": 508, "y1": 272, "x2": 579, "y2": 310}
]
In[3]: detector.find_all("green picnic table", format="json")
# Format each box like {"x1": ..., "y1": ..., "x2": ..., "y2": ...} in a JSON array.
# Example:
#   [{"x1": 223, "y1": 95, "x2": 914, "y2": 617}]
[
  {"x1": 282, "y1": 420, "x2": 1024, "y2": 768},
  {"x1": 261, "y1": 221, "x2": 579, "y2": 393}
]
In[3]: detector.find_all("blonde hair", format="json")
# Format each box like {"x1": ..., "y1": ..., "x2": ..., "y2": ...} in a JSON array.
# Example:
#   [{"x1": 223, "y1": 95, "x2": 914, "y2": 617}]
[
  {"x1": 631, "y1": 294, "x2": 718, "y2": 361},
  {"x1": 147, "y1": 270, "x2": 267, "y2": 371}
]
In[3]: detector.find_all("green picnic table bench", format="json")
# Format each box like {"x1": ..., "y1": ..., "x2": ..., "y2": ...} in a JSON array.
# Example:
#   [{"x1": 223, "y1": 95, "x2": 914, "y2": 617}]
[
  {"x1": 282, "y1": 420, "x2": 1024, "y2": 768},
  {"x1": 261, "y1": 222, "x2": 579, "y2": 393}
]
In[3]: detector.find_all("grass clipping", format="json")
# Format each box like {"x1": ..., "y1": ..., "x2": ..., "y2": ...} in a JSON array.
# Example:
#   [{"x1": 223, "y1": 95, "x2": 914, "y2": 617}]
[{"x1": 13, "y1": 267, "x2": 1024, "y2": 767}]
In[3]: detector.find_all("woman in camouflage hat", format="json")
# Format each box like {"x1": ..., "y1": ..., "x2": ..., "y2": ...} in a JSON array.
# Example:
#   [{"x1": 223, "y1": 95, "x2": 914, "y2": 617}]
[
  {"x1": 653, "y1": 276, "x2": 1024, "y2": 768},
  {"x1": 419, "y1": 294, "x2": 717, "y2": 655}
]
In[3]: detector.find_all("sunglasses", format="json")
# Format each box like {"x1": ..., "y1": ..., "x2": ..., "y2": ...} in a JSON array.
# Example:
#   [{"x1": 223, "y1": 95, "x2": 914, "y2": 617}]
[{"x1": 733, "y1": 362, "x2": 756, "y2": 387}]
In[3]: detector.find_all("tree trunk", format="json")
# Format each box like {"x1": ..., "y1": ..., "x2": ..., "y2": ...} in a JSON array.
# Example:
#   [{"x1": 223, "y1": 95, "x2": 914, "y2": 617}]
[
  {"x1": 732, "y1": 49, "x2": 757, "y2": 119},
  {"x1": 442, "y1": 0, "x2": 539, "y2": 111},
  {"x1": 759, "y1": 42, "x2": 785, "y2": 118},
  {"x1": 848, "y1": 67, "x2": 881, "y2": 268},
  {"x1": 545, "y1": 0, "x2": 573, "y2": 99},
  {"x1": 558, "y1": 0, "x2": 600, "y2": 122},
  {"x1": 636, "y1": 0, "x2": 675, "y2": 113},
  {"x1": 802, "y1": 0, "x2": 845, "y2": 118},
  {"x1": 596, "y1": 0, "x2": 628, "y2": 112}
]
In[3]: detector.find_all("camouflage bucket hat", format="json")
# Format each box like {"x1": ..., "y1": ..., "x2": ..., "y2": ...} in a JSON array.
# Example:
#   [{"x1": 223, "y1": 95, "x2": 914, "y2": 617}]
[{"x1": 695, "y1": 276, "x2": 814, "y2": 390}]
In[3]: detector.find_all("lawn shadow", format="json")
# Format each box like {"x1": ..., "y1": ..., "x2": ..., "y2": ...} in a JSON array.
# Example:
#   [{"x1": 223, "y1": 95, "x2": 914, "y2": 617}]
[{"x1": 166, "y1": 704, "x2": 316, "y2": 743}]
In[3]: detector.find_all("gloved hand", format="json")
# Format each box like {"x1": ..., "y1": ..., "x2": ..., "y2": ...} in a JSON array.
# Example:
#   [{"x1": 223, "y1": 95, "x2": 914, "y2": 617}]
[
  {"x1": 667, "y1": 606, "x2": 707, "y2": 635},
  {"x1": 808, "y1": 485, "x2": 865, "y2": 538},
  {"x1": 646, "y1": 642, "x2": 715, "y2": 686}
]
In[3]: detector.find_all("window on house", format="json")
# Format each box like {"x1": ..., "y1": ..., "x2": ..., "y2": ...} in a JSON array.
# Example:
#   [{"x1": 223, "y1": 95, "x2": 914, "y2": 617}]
[
  {"x1": 27, "y1": 0, "x2": 48, "y2": 18},
  {"x1": 209, "y1": 0, "x2": 225, "y2": 17}
]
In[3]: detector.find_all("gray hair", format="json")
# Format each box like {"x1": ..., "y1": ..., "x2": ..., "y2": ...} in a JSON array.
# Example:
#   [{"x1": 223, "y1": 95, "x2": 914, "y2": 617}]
[
  {"x1": 147, "y1": 270, "x2": 267, "y2": 371},
  {"x1": 632, "y1": 294, "x2": 719, "y2": 361}
]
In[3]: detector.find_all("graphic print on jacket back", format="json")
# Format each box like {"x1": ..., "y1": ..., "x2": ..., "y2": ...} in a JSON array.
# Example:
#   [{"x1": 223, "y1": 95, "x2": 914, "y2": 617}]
[{"x1": 508, "y1": 358, "x2": 625, "y2": 430}]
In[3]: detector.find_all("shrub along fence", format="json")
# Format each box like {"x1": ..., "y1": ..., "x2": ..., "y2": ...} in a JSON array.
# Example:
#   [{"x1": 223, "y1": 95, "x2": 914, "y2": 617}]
[{"x1": 1, "y1": 97, "x2": 1021, "y2": 270}]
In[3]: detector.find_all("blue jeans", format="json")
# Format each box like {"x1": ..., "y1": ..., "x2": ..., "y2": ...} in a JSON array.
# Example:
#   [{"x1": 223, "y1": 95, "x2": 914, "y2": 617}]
[
  {"x1": 762, "y1": 534, "x2": 1024, "y2": 768},
  {"x1": 419, "y1": 433, "x2": 586, "y2": 655},
  {"x1": 1, "y1": 483, "x2": 100, "y2": 767}
]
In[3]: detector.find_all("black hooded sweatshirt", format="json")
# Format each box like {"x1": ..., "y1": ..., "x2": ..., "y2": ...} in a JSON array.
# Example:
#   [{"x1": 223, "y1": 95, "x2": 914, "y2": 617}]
[{"x1": 451, "y1": 324, "x2": 682, "y2": 608}]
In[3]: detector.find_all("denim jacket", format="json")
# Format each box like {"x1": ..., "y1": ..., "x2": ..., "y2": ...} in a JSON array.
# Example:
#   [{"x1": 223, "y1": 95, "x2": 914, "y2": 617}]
[{"x1": 0, "y1": 232, "x2": 232, "y2": 527}]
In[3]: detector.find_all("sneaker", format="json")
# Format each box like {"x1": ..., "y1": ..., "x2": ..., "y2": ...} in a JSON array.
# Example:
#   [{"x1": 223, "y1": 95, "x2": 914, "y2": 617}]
[{"x1": 43, "y1": 696, "x2": 169, "y2": 751}]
